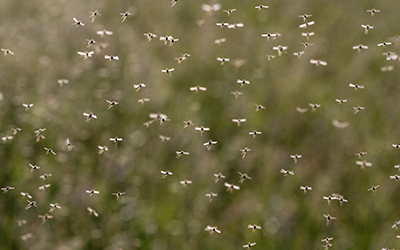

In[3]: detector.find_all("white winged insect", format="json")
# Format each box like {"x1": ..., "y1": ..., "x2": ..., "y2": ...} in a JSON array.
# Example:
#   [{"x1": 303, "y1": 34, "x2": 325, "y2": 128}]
[
  {"x1": 176, "y1": 150, "x2": 189, "y2": 159},
  {"x1": 138, "y1": 98, "x2": 150, "y2": 105},
  {"x1": 87, "y1": 207, "x2": 99, "y2": 217},
  {"x1": 356, "y1": 160, "x2": 372, "y2": 169},
  {"x1": 57, "y1": 79, "x2": 69, "y2": 86},
  {"x1": 240, "y1": 147, "x2": 251, "y2": 159},
  {"x1": 299, "y1": 21, "x2": 315, "y2": 29},
  {"x1": 296, "y1": 107, "x2": 308, "y2": 113},
  {"x1": 280, "y1": 169, "x2": 294, "y2": 176},
  {"x1": 249, "y1": 130, "x2": 262, "y2": 138},
  {"x1": 290, "y1": 154, "x2": 302, "y2": 163},
  {"x1": 378, "y1": 42, "x2": 392, "y2": 47},
  {"x1": 205, "y1": 192, "x2": 218, "y2": 201},
  {"x1": 353, "y1": 44, "x2": 368, "y2": 52},
  {"x1": 112, "y1": 192, "x2": 125, "y2": 200},
  {"x1": 106, "y1": 100, "x2": 119, "y2": 109},
  {"x1": 161, "y1": 68, "x2": 174, "y2": 76},
  {"x1": 361, "y1": 24, "x2": 373, "y2": 34},
  {"x1": 299, "y1": 14, "x2": 312, "y2": 22},
  {"x1": 65, "y1": 138, "x2": 74, "y2": 151},
  {"x1": 215, "y1": 38, "x2": 227, "y2": 45},
  {"x1": 89, "y1": 10, "x2": 101, "y2": 23},
  {"x1": 300, "y1": 186, "x2": 312, "y2": 193},
  {"x1": 120, "y1": 11, "x2": 132, "y2": 23},
  {"x1": 243, "y1": 242, "x2": 256, "y2": 249},
  {"x1": 1, "y1": 48, "x2": 14, "y2": 55},
  {"x1": 25, "y1": 200, "x2": 37, "y2": 210},
  {"x1": 98, "y1": 146, "x2": 108, "y2": 154},
  {"x1": 144, "y1": 32, "x2": 157, "y2": 41},
  {"x1": 217, "y1": 57, "x2": 230, "y2": 65},
  {"x1": 161, "y1": 170, "x2": 173, "y2": 179},
  {"x1": 38, "y1": 184, "x2": 51, "y2": 191},
  {"x1": 83, "y1": 112, "x2": 97, "y2": 122},
  {"x1": 183, "y1": 120, "x2": 194, "y2": 128},
  {"x1": 180, "y1": 180, "x2": 192, "y2": 186},
  {"x1": 301, "y1": 32, "x2": 315, "y2": 40},
  {"x1": 205, "y1": 225, "x2": 221, "y2": 234},
  {"x1": 273, "y1": 45, "x2": 288, "y2": 56},
  {"x1": 97, "y1": 29, "x2": 113, "y2": 36},
  {"x1": 38, "y1": 214, "x2": 53, "y2": 224},
  {"x1": 49, "y1": 203, "x2": 61, "y2": 213},
  {"x1": 109, "y1": 137, "x2": 123, "y2": 144},
  {"x1": 237, "y1": 79, "x2": 250, "y2": 87},
  {"x1": 232, "y1": 118, "x2": 246, "y2": 126},
  {"x1": 231, "y1": 91, "x2": 243, "y2": 99},
  {"x1": 22, "y1": 103, "x2": 34, "y2": 111},
  {"x1": 238, "y1": 172, "x2": 252, "y2": 183},
  {"x1": 73, "y1": 17, "x2": 84, "y2": 27},
  {"x1": 309, "y1": 103, "x2": 321, "y2": 111},
  {"x1": 224, "y1": 182, "x2": 240, "y2": 192},
  {"x1": 190, "y1": 86, "x2": 207, "y2": 93},
  {"x1": 248, "y1": 224, "x2": 262, "y2": 232},
  {"x1": 86, "y1": 39, "x2": 97, "y2": 48},
  {"x1": 104, "y1": 55, "x2": 119, "y2": 61},
  {"x1": 204, "y1": 139, "x2": 217, "y2": 151},
  {"x1": 1, "y1": 186, "x2": 14, "y2": 193},
  {"x1": 255, "y1": 5, "x2": 268, "y2": 11},
  {"x1": 323, "y1": 214, "x2": 336, "y2": 225},
  {"x1": 214, "y1": 173, "x2": 225, "y2": 183},
  {"x1": 216, "y1": 22, "x2": 230, "y2": 28},
  {"x1": 29, "y1": 163, "x2": 40, "y2": 173},
  {"x1": 195, "y1": 126, "x2": 210, "y2": 136},
  {"x1": 353, "y1": 106, "x2": 365, "y2": 114},
  {"x1": 293, "y1": 51, "x2": 305, "y2": 59},
  {"x1": 86, "y1": 189, "x2": 100, "y2": 196},
  {"x1": 367, "y1": 9, "x2": 380, "y2": 16},
  {"x1": 133, "y1": 83, "x2": 146, "y2": 92},
  {"x1": 159, "y1": 135, "x2": 171, "y2": 142},
  {"x1": 335, "y1": 99, "x2": 347, "y2": 104},
  {"x1": 21, "y1": 192, "x2": 32, "y2": 199},
  {"x1": 77, "y1": 51, "x2": 94, "y2": 59},
  {"x1": 223, "y1": 9, "x2": 236, "y2": 16},
  {"x1": 310, "y1": 59, "x2": 327, "y2": 66},
  {"x1": 332, "y1": 120, "x2": 349, "y2": 129},
  {"x1": 44, "y1": 147, "x2": 56, "y2": 155},
  {"x1": 261, "y1": 33, "x2": 279, "y2": 41}
]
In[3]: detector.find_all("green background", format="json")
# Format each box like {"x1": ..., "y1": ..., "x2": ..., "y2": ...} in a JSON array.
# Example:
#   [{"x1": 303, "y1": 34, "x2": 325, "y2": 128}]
[{"x1": 1, "y1": 0, "x2": 400, "y2": 249}]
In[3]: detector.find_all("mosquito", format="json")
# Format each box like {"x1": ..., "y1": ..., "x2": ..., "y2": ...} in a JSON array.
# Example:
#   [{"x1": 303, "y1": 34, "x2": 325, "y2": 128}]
[
  {"x1": 106, "y1": 100, "x2": 119, "y2": 109},
  {"x1": 112, "y1": 192, "x2": 125, "y2": 200},
  {"x1": 89, "y1": 10, "x2": 101, "y2": 23},
  {"x1": 214, "y1": 173, "x2": 226, "y2": 183},
  {"x1": 204, "y1": 139, "x2": 217, "y2": 151},
  {"x1": 161, "y1": 68, "x2": 174, "y2": 76},
  {"x1": 120, "y1": 11, "x2": 132, "y2": 22},
  {"x1": 83, "y1": 112, "x2": 97, "y2": 122},
  {"x1": 249, "y1": 130, "x2": 262, "y2": 139},
  {"x1": 44, "y1": 147, "x2": 56, "y2": 155},
  {"x1": 161, "y1": 170, "x2": 173, "y2": 179},
  {"x1": 224, "y1": 182, "x2": 240, "y2": 192},
  {"x1": 77, "y1": 51, "x2": 94, "y2": 59},
  {"x1": 73, "y1": 17, "x2": 84, "y2": 27},
  {"x1": 105, "y1": 55, "x2": 119, "y2": 61},
  {"x1": 247, "y1": 224, "x2": 261, "y2": 232},
  {"x1": 232, "y1": 119, "x2": 246, "y2": 126},
  {"x1": 144, "y1": 32, "x2": 157, "y2": 41}
]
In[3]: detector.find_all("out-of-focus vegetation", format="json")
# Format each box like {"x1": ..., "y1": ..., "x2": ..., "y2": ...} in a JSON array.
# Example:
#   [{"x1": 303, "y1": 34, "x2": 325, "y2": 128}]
[{"x1": 1, "y1": 0, "x2": 400, "y2": 249}]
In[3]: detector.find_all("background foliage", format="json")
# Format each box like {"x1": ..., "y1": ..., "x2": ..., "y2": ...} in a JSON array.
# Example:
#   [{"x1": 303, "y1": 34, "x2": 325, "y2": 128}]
[{"x1": 1, "y1": 0, "x2": 400, "y2": 249}]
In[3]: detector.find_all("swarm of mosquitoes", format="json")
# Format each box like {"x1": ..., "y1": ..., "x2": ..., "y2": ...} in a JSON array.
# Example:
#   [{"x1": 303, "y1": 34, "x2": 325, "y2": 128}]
[{"x1": 2, "y1": 1, "x2": 400, "y2": 249}]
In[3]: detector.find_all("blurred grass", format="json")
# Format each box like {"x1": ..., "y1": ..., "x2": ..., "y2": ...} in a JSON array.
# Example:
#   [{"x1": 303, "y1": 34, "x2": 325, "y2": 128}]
[{"x1": 1, "y1": 0, "x2": 400, "y2": 249}]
